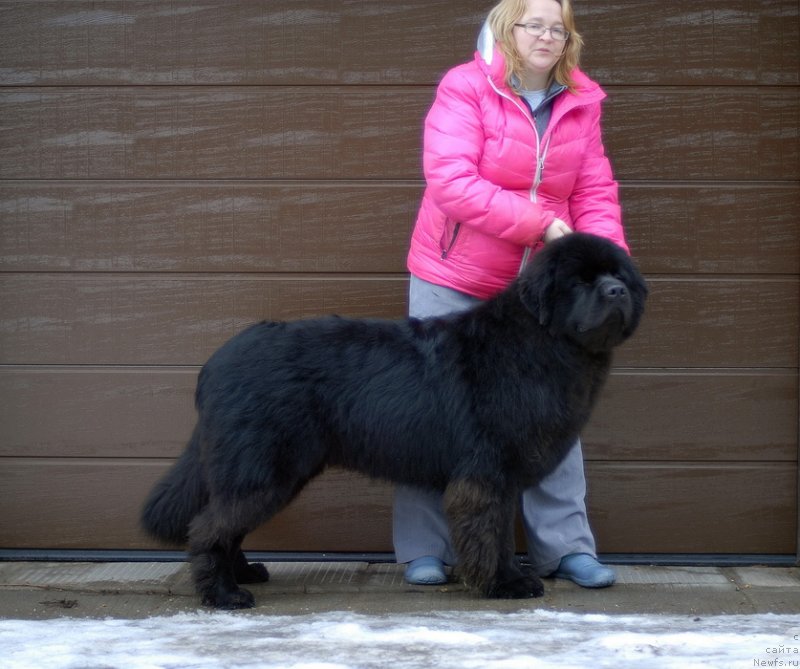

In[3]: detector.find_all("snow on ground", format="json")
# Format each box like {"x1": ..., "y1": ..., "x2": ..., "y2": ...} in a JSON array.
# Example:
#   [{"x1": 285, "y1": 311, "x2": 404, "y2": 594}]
[{"x1": 2, "y1": 610, "x2": 800, "y2": 669}]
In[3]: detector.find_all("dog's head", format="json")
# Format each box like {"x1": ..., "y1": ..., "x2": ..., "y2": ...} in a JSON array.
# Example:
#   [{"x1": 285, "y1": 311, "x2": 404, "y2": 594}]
[{"x1": 519, "y1": 233, "x2": 648, "y2": 353}]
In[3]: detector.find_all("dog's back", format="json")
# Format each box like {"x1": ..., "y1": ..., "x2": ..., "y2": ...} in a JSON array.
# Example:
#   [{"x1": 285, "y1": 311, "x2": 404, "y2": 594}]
[{"x1": 195, "y1": 316, "x2": 472, "y2": 491}]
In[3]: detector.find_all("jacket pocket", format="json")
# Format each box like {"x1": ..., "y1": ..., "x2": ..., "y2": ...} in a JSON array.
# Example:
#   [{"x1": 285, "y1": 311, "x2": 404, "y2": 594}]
[{"x1": 440, "y1": 221, "x2": 462, "y2": 259}]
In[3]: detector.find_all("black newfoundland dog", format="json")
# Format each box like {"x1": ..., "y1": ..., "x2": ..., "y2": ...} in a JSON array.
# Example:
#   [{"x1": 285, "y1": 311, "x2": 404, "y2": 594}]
[{"x1": 141, "y1": 232, "x2": 647, "y2": 609}]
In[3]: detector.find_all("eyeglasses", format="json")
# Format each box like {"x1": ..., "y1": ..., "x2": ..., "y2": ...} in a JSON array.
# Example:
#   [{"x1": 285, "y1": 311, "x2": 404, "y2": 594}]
[{"x1": 513, "y1": 23, "x2": 570, "y2": 41}]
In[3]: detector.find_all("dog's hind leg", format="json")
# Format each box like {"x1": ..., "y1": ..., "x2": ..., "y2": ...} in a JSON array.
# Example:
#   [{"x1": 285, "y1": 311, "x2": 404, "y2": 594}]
[
  {"x1": 187, "y1": 493, "x2": 282, "y2": 610},
  {"x1": 187, "y1": 508, "x2": 253, "y2": 609},
  {"x1": 444, "y1": 478, "x2": 544, "y2": 599},
  {"x1": 231, "y1": 534, "x2": 270, "y2": 584}
]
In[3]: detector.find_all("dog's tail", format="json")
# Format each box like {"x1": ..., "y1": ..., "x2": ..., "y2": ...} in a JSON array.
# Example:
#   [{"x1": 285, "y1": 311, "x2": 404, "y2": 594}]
[{"x1": 140, "y1": 426, "x2": 208, "y2": 544}]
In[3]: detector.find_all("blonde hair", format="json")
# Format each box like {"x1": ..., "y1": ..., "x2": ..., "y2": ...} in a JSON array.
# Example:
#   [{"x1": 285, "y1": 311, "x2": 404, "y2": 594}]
[{"x1": 487, "y1": 0, "x2": 583, "y2": 92}]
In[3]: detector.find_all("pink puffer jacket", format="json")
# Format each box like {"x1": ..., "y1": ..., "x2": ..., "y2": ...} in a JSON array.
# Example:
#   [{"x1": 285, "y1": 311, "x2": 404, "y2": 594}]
[{"x1": 407, "y1": 34, "x2": 628, "y2": 299}]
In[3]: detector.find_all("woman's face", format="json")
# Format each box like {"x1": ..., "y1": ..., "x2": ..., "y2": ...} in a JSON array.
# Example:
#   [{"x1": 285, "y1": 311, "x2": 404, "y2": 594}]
[{"x1": 512, "y1": 0, "x2": 566, "y2": 88}]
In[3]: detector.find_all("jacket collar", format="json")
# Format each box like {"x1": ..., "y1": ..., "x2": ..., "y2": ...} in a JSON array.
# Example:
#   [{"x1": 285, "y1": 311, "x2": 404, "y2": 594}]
[
  {"x1": 512, "y1": 75, "x2": 567, "y2": 107},
  {"x1": 476, "y1": 19, "x2": 512, "y2": 93}
]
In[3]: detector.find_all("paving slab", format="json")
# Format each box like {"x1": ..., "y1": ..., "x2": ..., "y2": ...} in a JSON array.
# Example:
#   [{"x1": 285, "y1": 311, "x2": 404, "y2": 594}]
[{"x1": 0, "y1": 561, "x2": 798, "y2": 620}]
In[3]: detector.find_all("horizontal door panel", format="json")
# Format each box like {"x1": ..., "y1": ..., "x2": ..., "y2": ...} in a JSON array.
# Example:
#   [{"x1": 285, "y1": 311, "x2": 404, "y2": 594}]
[
  {"x1": 1, "y1": 276, "x2": 796, "y2": 367},
  {"x1": 1, "y1": 182, "x2": 797, "y2": 275},
  {"x1": 602, "y1": 87, "x2": 799, "y2": 181},
  {"x1": 0, "y1": 462, "x2": 793, "y2": 555},
  {"x1": 0, "y1": 182, "x2": 419, "y2": 274},
  {"x1": 624, "y1": 278, "x2": 798, "y2": 368},
  {"x1": 0, "y1": 275, "x2": 409, "y2": 365},
  {"x1": 622, "y1": 183, "x2": 800, "y2": 275},
  {"x1": 1, "y1": 367, "x2": 795, "y2": 462},
  {"x1": 1, "y1": 87, "x2": 797, "y2": 180},
  {"x1": 1, "y1": 2, "x2": 796, "y2": 86},
  {"x1": 586, "y1": 462, "x2": 797, "y2": 554},
  {"x1": 584, "y1": 370, "x2": 798, "y2": 461}
]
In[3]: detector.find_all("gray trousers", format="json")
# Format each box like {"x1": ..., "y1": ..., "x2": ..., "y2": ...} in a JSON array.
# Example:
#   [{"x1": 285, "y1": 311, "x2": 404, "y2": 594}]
[{"x1": 393, "y1": 275, "x2": 597, "y2": 576}]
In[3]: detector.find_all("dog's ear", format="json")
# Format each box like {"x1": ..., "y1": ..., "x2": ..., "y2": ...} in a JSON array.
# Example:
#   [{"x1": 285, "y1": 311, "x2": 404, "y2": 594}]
[{"x1": 518, "y1": 258, "x2": 556, "y2": 327}]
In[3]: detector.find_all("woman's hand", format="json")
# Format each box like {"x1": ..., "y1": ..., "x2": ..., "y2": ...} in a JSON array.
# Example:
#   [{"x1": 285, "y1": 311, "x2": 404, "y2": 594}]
[{"x1": 543, "y1": 218, "x2": 573, "y2": 244}]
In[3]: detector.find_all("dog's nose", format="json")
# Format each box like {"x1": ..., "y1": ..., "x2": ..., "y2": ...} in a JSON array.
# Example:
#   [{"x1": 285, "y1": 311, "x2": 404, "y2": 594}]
[{"x1": 600, "y1": 278, "x2": 627, "y2": 300}]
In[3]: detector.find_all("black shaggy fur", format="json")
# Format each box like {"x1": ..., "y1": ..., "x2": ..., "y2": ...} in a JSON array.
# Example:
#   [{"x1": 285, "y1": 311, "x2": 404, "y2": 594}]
[{"x1": 141, "y1": 233, "x2": 647, "y2": 609}]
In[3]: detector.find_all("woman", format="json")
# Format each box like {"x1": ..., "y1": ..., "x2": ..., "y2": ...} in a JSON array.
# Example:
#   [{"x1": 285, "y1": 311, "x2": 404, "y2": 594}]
[{"x1": 394, "y1": 0, "x2": 627, "y2": 589}]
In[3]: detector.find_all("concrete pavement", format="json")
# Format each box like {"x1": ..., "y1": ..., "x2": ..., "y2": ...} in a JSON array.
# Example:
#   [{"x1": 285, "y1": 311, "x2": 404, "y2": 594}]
[{"x1": 1, "y1": 560, "x2": 799, "y2": 619}]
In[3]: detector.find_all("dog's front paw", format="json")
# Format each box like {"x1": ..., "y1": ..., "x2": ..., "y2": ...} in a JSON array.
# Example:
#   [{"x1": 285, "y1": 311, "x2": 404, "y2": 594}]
[
  {"x1": 202, "y1": 586, "x2": 256, "y2": 610},
  {"x1": 486, "y1": 570, "x2": 545, "y2": 599}
]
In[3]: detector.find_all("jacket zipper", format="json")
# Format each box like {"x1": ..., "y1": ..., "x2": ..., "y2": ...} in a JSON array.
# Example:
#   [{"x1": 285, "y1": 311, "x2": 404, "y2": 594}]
[
  {"x1": 519, "y1": 138, "x2": 550, "y2": 271},
  {"x1": 441, "y1": 222, "x2": 462, "y2": 259},
  {"x1": 486, "y1": 75, "x2": 551, "y2": 271},
  {"x1": 532, "y1": 136, "x2": 551, "y2": 200},
  {"x1": 486, "y1": 75, "x2": 545, "y2": 197}
]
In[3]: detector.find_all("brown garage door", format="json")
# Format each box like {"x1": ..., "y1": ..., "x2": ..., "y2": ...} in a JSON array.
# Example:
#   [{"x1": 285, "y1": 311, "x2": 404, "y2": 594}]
[{"x1": 1, "y1": 1, "x2": 797, "y2": 560}]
